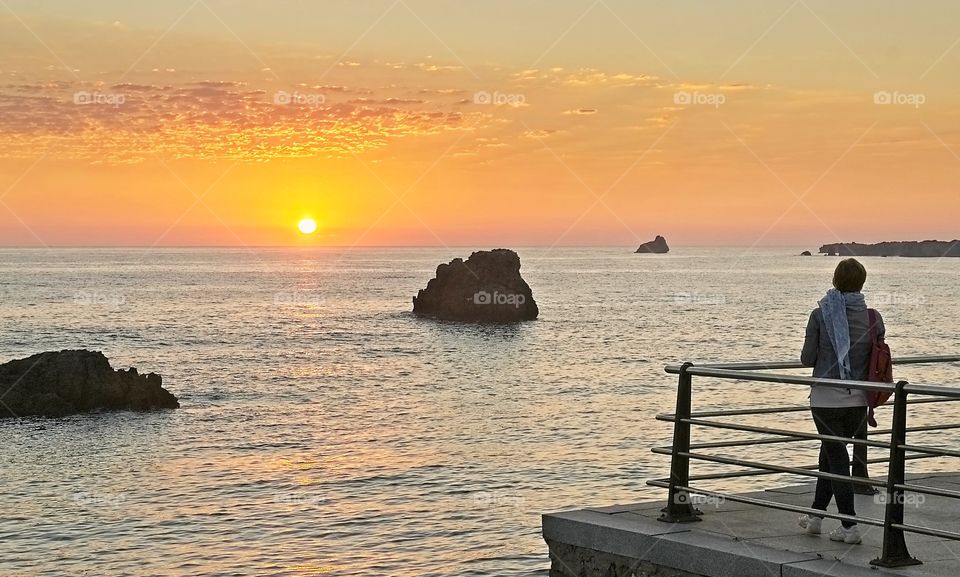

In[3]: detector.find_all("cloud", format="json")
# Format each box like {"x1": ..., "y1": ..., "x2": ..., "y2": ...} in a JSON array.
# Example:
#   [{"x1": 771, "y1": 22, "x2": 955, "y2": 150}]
[
  {"x1": 522, "y1": 129, "x2": 565, "y2": 139},
  {"x1": 513, "y1": 68, "x2": 656, "y2": 87},
  {"x1": 0, "y1": 80, "x2": 473, "y2": 163}
]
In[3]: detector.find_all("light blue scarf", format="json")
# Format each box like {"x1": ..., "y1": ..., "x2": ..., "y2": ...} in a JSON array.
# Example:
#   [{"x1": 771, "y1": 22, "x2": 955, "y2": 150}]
[{"x1": 818, "y1": 289, "x2": 866, "y2": 379}]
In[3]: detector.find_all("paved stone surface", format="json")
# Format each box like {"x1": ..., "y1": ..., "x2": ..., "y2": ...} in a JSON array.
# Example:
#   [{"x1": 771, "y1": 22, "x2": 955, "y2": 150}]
[{"x1": 543, "y1": 473, "x2": 960, "y2": 577}]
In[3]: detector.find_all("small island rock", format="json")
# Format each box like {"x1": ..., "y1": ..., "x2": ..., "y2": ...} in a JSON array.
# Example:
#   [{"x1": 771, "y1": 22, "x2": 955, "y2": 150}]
[
  {"x1": 413, "y1": 249, "x2": 538, "y2": 322},
  {"x1": 800, "y1": 250, "x2": 812, "y2": 256},
  {"x1": 0, "y1": 350, "x2": 179, "y2": 418},
  {"x1": 636, "y1": 235, "x2": 669, "y2": 254}
]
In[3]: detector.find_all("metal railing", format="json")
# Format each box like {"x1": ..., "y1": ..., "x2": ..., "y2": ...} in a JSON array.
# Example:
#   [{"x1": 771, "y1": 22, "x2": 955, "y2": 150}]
[{"x1": 647, "y1": 355, "x2": 960, "y2": 568}]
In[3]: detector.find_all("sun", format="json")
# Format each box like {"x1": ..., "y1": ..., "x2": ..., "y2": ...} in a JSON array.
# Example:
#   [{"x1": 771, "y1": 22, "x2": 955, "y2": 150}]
[{"x1": 298, "y1": 218, "x2": 317, "y2": 235}]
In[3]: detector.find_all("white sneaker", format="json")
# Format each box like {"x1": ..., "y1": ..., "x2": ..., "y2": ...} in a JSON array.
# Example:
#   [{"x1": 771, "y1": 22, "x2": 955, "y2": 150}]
[
  {"x1": 829, "y1": 525, "x2": 862, "y2": 544},
  {"x1": 798, "y1": 515, "x2": 822, "y2": 535}
]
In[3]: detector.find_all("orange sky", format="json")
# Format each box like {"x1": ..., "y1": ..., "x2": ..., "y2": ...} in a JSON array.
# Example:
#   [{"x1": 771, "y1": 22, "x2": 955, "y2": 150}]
[{"x1": 0, "y1": 2, "x2": 958, "y2": 247}]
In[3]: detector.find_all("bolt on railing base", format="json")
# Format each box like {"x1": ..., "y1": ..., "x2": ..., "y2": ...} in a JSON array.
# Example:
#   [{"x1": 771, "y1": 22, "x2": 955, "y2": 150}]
[{"x1": 658, "y1": 492, "x2": 702, "y2": 523}]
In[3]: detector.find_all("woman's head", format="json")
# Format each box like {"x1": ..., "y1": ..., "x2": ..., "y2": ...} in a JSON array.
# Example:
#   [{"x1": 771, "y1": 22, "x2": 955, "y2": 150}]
[{"x1": 832, "y1": 258, "x2": 867, "y2": 292}]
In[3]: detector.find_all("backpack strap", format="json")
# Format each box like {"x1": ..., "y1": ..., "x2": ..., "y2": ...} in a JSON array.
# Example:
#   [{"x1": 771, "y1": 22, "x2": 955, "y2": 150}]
[{"x1": 867, "y1": 308, "x2": 879, "y2": 344}]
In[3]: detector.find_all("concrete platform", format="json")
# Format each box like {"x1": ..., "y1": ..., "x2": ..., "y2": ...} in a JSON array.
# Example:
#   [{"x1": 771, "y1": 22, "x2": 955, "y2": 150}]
[{"x1": 542, "y1": 473, "x2": 960, "y2": 577}]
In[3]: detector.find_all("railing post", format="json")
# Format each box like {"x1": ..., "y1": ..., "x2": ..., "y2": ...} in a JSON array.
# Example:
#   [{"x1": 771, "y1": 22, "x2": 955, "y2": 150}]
[
  {"x1": 871, "y1": 380, "x2": 922, "y2": 568},
  {"x1": 660, "y1": 362, "x2": 701, "y2": 523}
]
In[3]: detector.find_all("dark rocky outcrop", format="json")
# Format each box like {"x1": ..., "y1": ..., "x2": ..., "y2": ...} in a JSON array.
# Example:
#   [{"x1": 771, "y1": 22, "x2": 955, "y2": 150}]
[
  {"x1": 635, "y1": 235, "x2": 669, "y2": 254},
  {"x1": 800, "y1": 250, "x2": 812, "y2": 256},
  {"x1": 413, "y1": 249, "x2": 538, "y2": 322},
  {"x1": 0, "y1": 350, "x2": 179, "y2": 418},
  {"x1": 818, "y1": 240, "x2": 960, "y2": 258}
]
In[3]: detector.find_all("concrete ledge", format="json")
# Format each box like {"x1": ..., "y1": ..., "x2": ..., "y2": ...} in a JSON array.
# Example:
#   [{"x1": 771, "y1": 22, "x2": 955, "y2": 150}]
[
  {"x1": 542, "y1": 473, "x2": 960, "y2": 577},
  {"x1": 544, "y1": 510, "x2": 817, "y2": 577}
]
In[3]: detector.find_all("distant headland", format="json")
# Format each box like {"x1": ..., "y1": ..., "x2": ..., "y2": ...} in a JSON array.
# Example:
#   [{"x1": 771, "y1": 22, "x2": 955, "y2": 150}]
[{"x1": 819, "y1": 240, "x2": 960, "y2": 257}]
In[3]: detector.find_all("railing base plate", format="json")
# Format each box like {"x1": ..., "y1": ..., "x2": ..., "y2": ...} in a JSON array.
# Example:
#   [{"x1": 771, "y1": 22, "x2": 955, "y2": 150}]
[
  {"x1": 870, "y1": 556, "x2": 923, "y2": 568},
  {"x1": 658, "y1": 511, "x2": 702, "y2": 523}
]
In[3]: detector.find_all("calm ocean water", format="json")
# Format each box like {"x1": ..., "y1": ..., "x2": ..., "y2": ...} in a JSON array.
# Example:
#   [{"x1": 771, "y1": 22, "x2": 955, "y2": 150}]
[{"x1": 1, "y1": 247, "x2": 958, "y2": 576}]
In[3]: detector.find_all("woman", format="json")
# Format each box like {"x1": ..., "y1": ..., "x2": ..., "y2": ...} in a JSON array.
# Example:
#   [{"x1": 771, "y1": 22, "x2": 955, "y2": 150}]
[{"x1": 797, "y1": 258, "x2": 883, "y2": 545}]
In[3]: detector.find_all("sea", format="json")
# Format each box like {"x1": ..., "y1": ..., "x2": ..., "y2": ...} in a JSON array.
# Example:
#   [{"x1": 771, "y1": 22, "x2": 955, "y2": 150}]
[{"x1": 1, "y1": 247, "x2": 958, "y2": 576}]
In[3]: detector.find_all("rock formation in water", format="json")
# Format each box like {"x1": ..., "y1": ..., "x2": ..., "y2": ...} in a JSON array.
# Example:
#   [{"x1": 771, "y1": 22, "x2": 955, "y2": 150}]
[
  {"x1": 0, "y1": 350, "x2": 179, "y2": 418},
  {"x1": 635, "y1": 235, "x2": 669, "y2": 254},
  {"x1": 413, "y1": 249, "x2": 538, "y2": 322},
  {"x1": 800, "y1": 250, "x2": 812, "y2": 256},
  {"x1": 818, "y1": 240, "x2": 960, "y2": 258}
]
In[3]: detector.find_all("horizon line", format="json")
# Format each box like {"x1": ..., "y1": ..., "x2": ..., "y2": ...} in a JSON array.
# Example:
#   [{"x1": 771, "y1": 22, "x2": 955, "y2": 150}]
[{"x1": 0, "y1": 243, "x2": 829, "y2": 250}]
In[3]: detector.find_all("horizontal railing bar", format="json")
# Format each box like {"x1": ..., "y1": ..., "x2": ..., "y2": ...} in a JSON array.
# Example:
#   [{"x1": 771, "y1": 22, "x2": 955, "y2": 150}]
[
  {"x1": 904, "y1": 383, "x2": 960, "y2": 398},
  {"x1": 666, "y1": 355, "x2": 960, "y2": 373},
  {"x1": 896, "y1": 483, "x2": 960, "y2": 499},
  {"x1": 687, "y1": 405, "x2": 810, "y2": 418},
  {"x1": 686, "y1": 453, "x2": 939, "y2": 481},
  {"x1": 663, "y1": 366, "x2": 960, "y2": 398},
  {"x1": 645, "y1": 482, "x2": 960, "y2": 540},
  {"x1": 644, "y1": 480, "x2": 883, "y2": 527},
  {"x1": 673, "y1": 367, "x2": 899, "y2": 392},
  {"x1": 899, "y1": 444, "x2": 960, "y2": 459},
  {"x1": 656, "y1": 415, "x2": 960, "y2": 440},
  {"x1": 691, "y1": 361, "x2": 808, "y2": 371},
  {"x1": 680, "y1": 451, "x2": 886, "y2": 488},
  {"x1": 679, "y1": 417, "x2": 890, "y2": 448},
  {"x1": 656, "y1": 396, "x2": 958, "y2": 421},
  {"x1": 646, "y1": 453, "x2": 940, "y2": 483},
  {"x1": 871, "y1": 422, "x2": 960, "y2": 435},
  {"x1": 686, "y1": 436, "x2": 806, "y2": 450},
  {"x1": 682, "y1": 431, "x2": 960, "y2": 451},
  {"x1": 892, "y1": 523, "x2": 960, "y2": 541}
]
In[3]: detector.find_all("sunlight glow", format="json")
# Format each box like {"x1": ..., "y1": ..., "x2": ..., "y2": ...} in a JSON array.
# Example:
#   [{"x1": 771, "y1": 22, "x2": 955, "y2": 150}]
[{"x1": 298, "y1": 218, "x2": 317, "y2": 235}]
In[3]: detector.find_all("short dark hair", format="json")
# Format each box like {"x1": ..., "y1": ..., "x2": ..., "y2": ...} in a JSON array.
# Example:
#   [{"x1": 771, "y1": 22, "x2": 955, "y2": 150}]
[{"x1": 833, "y1": 258, "x2": 867, "y2": 292}]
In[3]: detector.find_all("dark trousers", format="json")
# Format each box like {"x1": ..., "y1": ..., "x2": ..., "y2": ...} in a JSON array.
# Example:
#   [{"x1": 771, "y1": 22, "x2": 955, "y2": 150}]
[
  {"x1": 811, "y1": 407, "x2": 868, "y2": 528},
  {"x1": 853, "y1": 417, "x2": 869, "y2": 480}
]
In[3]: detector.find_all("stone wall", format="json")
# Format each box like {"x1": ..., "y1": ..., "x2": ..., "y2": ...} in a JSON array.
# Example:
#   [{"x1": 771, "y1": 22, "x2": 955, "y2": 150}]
[{"x1": 546, "y1": 540, "x2": 706, "y2": 577}]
